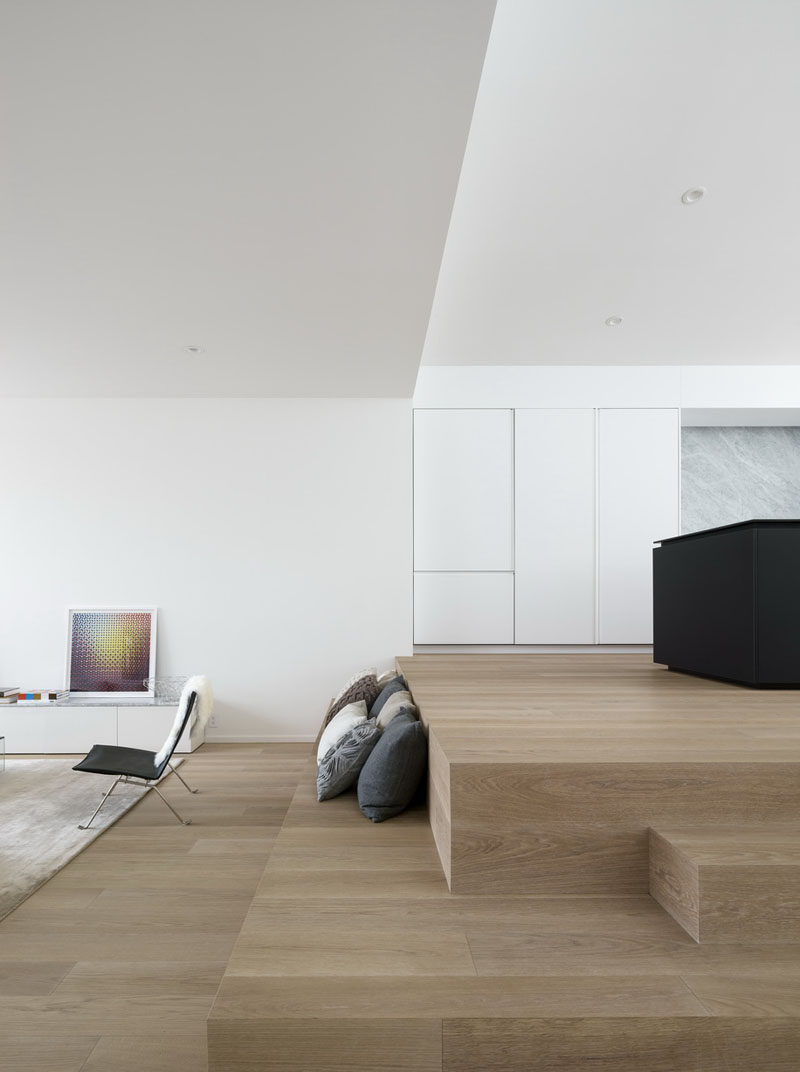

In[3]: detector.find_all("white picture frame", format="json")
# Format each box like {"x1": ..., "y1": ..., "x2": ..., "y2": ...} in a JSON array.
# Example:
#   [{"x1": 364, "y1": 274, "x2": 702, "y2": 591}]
[{"x1": 65, "y1": 606, "x2": 158, "y2": 698}]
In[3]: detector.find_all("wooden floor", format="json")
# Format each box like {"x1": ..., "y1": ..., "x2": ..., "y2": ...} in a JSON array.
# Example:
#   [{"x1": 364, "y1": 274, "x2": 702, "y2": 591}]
[
  {"x1": 5, "y1": 657, "x2": 800, "y2": 1070},
  {"x1": 0, "y1": 743, "x2": 308, "y2": 1072},
  {"x1": 209, "y1": 655, "x2": 800, "y2": 1071}
]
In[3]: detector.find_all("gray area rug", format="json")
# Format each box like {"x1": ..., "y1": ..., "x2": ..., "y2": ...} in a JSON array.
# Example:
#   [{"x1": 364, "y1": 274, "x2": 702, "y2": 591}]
[{"x1": 0, "y1": 758, "x2": 148, "y2": 920}]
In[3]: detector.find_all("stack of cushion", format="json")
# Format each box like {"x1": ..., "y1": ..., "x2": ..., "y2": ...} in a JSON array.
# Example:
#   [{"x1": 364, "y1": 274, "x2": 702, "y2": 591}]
[{"x1": 316, "y1": 668, "x2": 427, "y2": 820}]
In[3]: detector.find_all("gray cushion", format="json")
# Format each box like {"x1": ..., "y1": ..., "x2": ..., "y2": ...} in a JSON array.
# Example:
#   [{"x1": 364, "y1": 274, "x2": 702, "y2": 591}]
[
  {"x1": 317, "y1": 721, "x2": 383, "y2": 801},
  {"x1": 369, "y1": 676, "x2": 406, "y2": 718},
  {"x1": 357, "y1": 711, "x2": 427, "y2": 822}
]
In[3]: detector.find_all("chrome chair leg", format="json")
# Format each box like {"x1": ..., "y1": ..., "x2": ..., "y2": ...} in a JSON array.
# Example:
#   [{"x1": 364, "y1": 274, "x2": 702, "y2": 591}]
[
  {"x1": 78, "y1": 774, "x2": 122, "y2": 830},
  {"x1": 167, "y1": 761, "x2": 199, "y2": 794},
  {"x1": 149, "y1": 783, "x2": 192, "y2": 825}
]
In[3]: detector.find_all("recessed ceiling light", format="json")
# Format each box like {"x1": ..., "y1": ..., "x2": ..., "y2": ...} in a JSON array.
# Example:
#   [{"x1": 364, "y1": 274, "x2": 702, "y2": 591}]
[
  {"x1": 681, "y1": 187, "x2": 706, "y2": 204},
  {"x1": 183, "y1": 345, "x2": 203, "y2": 354},
  {"x1": 605, "y1": 316, "x2": 623, "y2": 327}
]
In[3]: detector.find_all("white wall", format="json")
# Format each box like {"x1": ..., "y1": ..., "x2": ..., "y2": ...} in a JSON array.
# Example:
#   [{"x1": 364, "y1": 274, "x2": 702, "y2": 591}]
[{"x1": 0, "y1": 398, "x2": 412, "y2": 741}]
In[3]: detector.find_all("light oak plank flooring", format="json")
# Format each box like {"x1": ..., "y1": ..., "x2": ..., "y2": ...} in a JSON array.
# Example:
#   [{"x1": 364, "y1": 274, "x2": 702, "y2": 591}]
[
  {"x1": 5, "y1": 657, "x2": 800, "y2": 1071},
  {"x1": 0, "y1": 743, "x2": 307, "y2": 1071}
]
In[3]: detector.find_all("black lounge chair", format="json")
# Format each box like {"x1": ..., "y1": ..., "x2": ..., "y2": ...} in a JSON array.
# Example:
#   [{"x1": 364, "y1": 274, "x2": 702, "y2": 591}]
[{"x1": 73, "y1": 689, "x2": 199, "y2": 829}]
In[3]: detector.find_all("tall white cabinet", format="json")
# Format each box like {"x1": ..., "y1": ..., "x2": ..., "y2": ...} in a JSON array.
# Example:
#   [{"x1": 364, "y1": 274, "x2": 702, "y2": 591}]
[
  {"x1": 413, "y1": 409, "x2": 513, "y2": 643},
  {"x1": 515, "y1": 410, "x2": 596, "y2": 643},
  {"x1": 413, "y1": 405, "x2": 680, "y2": 646},
  {"x1": 414, "y1": 409, "x2": 513, "y2": 570},
  {"x1": 597, "y1": 408, "x2": 680, "y2": 643}
]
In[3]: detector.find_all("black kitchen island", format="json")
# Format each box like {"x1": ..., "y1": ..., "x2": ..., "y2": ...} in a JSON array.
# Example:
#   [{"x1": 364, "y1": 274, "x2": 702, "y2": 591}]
[{"x1": 653, "y1": 519, "x2": 800, "y2": 686}]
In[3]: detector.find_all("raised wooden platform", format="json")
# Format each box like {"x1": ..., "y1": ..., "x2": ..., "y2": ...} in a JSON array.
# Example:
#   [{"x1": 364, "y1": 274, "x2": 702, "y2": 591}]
[
  {"x1": 208, "y1": 655, "x2": 800, "y2": 1071},
  {"x1": 399, "y1": 654, "x2": 800, "y2": 895}
]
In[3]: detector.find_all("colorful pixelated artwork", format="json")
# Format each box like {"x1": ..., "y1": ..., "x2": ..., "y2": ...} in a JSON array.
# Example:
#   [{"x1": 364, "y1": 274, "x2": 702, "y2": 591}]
[{"x1": 67, "y1": 608, "x2": 157, "y2": 695}]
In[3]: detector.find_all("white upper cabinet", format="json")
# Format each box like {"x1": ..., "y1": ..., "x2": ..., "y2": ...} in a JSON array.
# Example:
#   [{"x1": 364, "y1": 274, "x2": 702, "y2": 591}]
[
  {"x1": 515, "y1": 409, "x2": 596, "y2": 643},
  {"x1": 598, "y1": 409, "x2": 680, "y2": 643},
  {"x1": 414, "y1": 409, "x2": 514, "y2": 571}
]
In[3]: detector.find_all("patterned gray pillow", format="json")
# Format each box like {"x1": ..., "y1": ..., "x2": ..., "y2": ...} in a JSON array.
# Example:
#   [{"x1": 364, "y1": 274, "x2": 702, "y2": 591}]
[{"x1": 317, "y1": 721, "x2": 383, "y2": 801}]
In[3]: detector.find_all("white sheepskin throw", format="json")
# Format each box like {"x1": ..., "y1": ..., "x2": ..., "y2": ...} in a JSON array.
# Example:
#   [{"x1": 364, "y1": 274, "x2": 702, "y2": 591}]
[{"x1": 155, "y1": 675, "x2": 213, "y2": 768}]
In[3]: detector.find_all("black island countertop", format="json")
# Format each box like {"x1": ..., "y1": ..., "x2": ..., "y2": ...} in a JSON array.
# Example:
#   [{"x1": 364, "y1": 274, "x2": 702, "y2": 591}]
[{"x1": 655, "y1": 518, "x2": 800, "y2": 545}]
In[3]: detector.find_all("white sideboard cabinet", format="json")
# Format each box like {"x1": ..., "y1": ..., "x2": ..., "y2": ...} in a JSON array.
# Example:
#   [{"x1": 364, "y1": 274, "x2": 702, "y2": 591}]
[{"x1": 0, "y1": 700, "x2": 204, "y2": 755}]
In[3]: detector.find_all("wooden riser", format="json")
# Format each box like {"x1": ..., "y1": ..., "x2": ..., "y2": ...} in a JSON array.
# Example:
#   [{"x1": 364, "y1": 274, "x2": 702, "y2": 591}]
[
  {"x1": 209, "y1": 1017, "x2": 442, "y2": 1072},
  {"x1": 444, "y1": 1017, "x2": 800, "y2": 1072},
  {"x1": 650, "y1": 826, "x2": 800, "y2": 942},
  {"x1": 209, "y1": 1013, "x2": 800, "y2": 1072},
  {"x1": 442, "y1": 756, "x2": 800, "y2": 895},
  {"x1": 650, "y1": 828, "x2": 700, "y2": 940}
]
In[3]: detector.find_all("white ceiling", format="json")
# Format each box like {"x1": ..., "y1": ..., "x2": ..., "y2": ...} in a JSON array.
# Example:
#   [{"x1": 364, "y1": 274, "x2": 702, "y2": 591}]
[
  {"x1": 0, "y1": 1, "x2": 495, "y2": 397},
  {"x1": 423, "y1": 0, "x2": 800, "y2": 367}
]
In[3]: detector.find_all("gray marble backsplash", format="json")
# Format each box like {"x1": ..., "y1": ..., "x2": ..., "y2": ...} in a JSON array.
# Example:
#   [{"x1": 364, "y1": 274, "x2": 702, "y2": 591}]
[{"x1": 681, "y1": 426, "x2": 800, "y2": 533}]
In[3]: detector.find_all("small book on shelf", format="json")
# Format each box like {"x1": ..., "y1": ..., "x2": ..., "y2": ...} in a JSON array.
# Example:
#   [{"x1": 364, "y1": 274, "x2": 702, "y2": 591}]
[{"x1": 17, "y1": 689, "x2": 66, "y2": 702}]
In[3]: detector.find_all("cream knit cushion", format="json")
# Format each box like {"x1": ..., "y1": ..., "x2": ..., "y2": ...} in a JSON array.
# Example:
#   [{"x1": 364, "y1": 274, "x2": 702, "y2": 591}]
[{"x1": 375, "y1": 690, "x2": 418, "y2": 730}]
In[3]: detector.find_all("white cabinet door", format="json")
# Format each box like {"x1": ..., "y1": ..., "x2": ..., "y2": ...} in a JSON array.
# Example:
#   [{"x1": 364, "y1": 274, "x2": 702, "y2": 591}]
[
  {"x1": 117, "y1": 705, "x2": 192, "y2": 753},
  {"x1": 414, "y1": 572, "x2": 514, "y2": 644},
  {"x1": 515, "y1": 409, "x2": 596, "y2": 643},
  {"x1": 598, "y1": 409, "x2": 680, "y2": 643},
  {"x1": 45, "y1": 706, "x2": 116, "y2": 754},
  {"x1": 0, "y1": 707, "x2": 46, "y2": 753},
  {"x1": 414, "y1": 409, "x2": 514, "y2": 571}
]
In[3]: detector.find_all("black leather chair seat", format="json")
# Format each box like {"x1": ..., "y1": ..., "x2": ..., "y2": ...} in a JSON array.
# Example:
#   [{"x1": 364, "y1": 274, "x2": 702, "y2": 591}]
[{"x1": 73, "y1": 744, "x2": 160, "y2": 781}]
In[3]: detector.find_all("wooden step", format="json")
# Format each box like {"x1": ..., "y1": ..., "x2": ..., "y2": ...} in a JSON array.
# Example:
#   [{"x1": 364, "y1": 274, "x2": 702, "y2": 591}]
[{"x1": 650, "y1": 825, "x2": 800, "y2": 942}]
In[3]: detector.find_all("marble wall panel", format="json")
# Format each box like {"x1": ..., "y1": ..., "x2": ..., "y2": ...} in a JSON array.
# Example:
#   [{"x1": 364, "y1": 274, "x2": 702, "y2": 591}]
[{"x1": 681, "y1": 426, "x2": 800, "y2": 533}]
